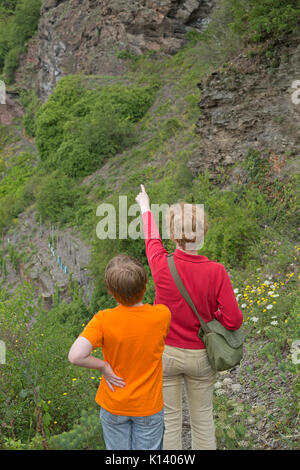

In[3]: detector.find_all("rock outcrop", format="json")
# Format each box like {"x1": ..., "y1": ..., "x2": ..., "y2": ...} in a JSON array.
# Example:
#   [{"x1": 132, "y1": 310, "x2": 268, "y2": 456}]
[
  {"x1": 16, "y1": 0, "x2": 215, "y2": 100},
  {"x1": 1, "y1": 209, "x2": 91, "y2": 309},
  {"x1": 189, "y1": 36, "x2": 300, "y2": 181}
]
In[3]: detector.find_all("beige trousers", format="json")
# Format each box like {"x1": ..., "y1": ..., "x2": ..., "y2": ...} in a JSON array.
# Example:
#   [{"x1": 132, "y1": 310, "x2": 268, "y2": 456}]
[{"x1": 162, "y1": 344, "x2": 217, "y2": 450}]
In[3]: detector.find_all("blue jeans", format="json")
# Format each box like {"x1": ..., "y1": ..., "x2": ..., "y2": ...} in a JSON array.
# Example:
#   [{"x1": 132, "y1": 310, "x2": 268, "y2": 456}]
[{"x1": 100, "y1": 407, "x2": 164, "y2": 450}]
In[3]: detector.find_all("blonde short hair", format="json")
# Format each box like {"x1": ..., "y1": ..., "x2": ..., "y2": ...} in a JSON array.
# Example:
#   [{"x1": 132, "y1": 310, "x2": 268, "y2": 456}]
[
  {"x1": 105, "y1": 254, "x2": 147, "y2": 306},
  {"x1": 166, "y1": 202, "x2": 208, "y2": 250}
]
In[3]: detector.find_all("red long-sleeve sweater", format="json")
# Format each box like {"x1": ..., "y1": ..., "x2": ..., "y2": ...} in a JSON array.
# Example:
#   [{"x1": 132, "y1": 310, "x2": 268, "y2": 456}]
[{"x1": 142, "y1": 210, "x2": 243, "y2": 349}]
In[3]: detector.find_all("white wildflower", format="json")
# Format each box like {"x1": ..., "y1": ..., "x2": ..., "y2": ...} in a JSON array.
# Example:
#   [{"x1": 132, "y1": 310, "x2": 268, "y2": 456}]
[
  {"x1": 238, "y1": 440, "x2": 249, "y2": 447},
  {"x1": 241, "y1": 303, "x2": 247, "y2": 308},
  {"x1": 223, "y1": 378, "x2": 233, "y2": 385},
  {"x1": 266, "y1": 304, "x2": 273, "y2": 310},
  {"x1": 251, "y1": 316, "x2": 259, "y2": 322},
  {"x1": 215, "y1": 389, "x2": 225, "y2": 396},
  {"x1": 263, "y1": 280, "x2": 270, "y2": 285},
  {"x1": 231, "y1": 384, "x2": 242, "y2": 392},
  {"x1": 268, "y1": 291, "x2": 274, "y2": 295},
  {"x1": 234, "y1": 288, "x2": 239, "y2": 294},
  {"x1": 214, "y1": 381, "x2": 222, "y2": 389},
  {"x1": 270, "y1": 321, "x2": 278, "y2": 326}
]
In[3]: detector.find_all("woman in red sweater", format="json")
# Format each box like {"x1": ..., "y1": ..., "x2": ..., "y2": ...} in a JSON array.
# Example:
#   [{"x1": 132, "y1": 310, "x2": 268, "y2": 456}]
[{"x1": 136, "y1": 185, "x2": 243, "y2": 450}]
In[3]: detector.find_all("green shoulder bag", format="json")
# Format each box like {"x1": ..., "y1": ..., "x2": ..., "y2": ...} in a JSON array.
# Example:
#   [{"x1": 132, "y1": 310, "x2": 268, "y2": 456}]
[{"x1": 167, "y1": 254, "x2": 245, "y2": 372}]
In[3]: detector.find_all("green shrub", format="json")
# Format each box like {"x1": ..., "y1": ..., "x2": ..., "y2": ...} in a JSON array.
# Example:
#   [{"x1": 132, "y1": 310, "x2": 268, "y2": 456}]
[
  {"x1": 0, "y1": 282, "x2": 101, "y2": 444},
  {"x1": 0, "y1": 152, "x2": 38, "y2": 233},
  {"x1": 0, "y1": 152, "x2": 35, "y2": 198},
  {"x1": 49, "y1": 408, "x2": 105, "y2": 450},
  {"x1": 2, "y1": 45, "x2": 25, "y2": 83},
  {"x1": 35, "y1": 76, "x2": 86, "y2": 161},
  {"x1": 0, "y1": 0, "x2": 41, "y2": 80},
  {"x1": 12, "y1": 0, "x2": 42, "y2": 46},
  {"x1": 192, "y1": 173, "x2": 270, "y2": 268},
  {"x1": 35, "y1": 170, "x2": 85, "y2": 224},
  {"x1": 0, "y1": 283, "x2": 38, "y2": 443},
  {"x1": 227, "y1": 0, "x2": 300, "y2": 42},
  {"x1": 51, "y1": 109, "x2": 134, "y2": 177},
  {"x1": 35, "y1": 104, "x2": 74, "y2": 163},
  {"x1": 19, "y1": 90, "x2": 42, "y2": 137},
  {"x1": 203, "y1": 209, "x2": 261, "y2": 267},
  {"x1": 35, "y1": 77, "x2": 155, "y2": 177},
  {"x1": 271, "y1": 174, "x2": 300, "y2": 233},
  {"x1": 242, "y1": 148, "x2": 270, "y2": 184}
]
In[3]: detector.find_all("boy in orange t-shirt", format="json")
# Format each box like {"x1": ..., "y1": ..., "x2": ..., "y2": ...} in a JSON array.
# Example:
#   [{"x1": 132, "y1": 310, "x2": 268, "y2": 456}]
[{"x1": 68, "y1": 254, "x2": 171, "y2": 450}]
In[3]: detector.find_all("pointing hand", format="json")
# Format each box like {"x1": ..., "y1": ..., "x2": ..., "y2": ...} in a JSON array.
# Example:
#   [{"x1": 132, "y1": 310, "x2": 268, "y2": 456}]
[{"x1": 136, "y1": 184, "x2": 150, "y2": 213}]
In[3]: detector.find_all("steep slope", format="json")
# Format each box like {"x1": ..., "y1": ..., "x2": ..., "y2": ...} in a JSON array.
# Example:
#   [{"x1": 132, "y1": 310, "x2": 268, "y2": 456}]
[{"x1": 0, "y1": 0, "x2": 299, "y2": 451}]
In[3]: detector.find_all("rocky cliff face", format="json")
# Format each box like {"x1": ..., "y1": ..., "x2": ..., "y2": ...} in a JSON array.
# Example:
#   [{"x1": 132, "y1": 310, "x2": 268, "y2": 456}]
[
  {"x1": 16, "y1": 0, "x2": 215, "y2": 100},
  {"x1": 189, "y1": 36, "x2": 300, "y2": 182},
  {"x1": 2, "y1": 209, "x2": 91, "y2": 310}
]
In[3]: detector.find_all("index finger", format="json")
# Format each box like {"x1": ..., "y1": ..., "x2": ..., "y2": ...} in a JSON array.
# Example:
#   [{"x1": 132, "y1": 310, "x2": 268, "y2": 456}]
[{"x1": 140, "y1": 184, "x2": 146, "y2": 193}]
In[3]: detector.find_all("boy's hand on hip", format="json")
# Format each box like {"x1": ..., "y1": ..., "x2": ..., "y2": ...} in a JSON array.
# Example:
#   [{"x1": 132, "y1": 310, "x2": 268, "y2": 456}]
[
  {"x1": 136, "y1": 184, "x2": 150, "y2": 214},
  {"x1": 102, "y1": 362, "x2": 126, "y2": 392}
]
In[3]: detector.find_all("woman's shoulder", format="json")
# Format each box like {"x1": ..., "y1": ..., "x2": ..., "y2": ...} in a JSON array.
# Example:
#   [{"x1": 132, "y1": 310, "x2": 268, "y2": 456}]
[
  {"x1": 204, "y1": 259, "x2": 231, "y2": 280},
  {"x1": 205, "y1": 257, "x2": 227, "y2": 271}
]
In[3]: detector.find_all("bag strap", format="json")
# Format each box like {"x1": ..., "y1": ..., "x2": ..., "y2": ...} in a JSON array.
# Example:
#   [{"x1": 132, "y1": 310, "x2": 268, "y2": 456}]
[{"x1": 167, "y1": 254, "x2": 210, "y2": 335}]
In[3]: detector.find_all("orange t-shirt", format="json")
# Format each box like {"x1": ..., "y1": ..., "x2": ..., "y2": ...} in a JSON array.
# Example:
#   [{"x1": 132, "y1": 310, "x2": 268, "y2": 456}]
[{"x1": 79, "y1": 303, "x2": 171, "y2": 416}]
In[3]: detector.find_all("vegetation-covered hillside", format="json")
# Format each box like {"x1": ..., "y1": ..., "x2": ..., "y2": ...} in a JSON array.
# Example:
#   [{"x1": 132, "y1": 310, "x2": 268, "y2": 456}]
[{"x1": 0, "y1": 0, "x2": 299, "y2": 450}]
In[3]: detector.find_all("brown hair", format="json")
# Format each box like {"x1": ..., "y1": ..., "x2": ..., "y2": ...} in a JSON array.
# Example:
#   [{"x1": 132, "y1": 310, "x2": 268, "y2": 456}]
[
  {"x1": 105, "y1": 254, "x2": 147, "y2": 306},
  {"x1": 167, "y1": 202, "x2": 208, "y2": 251}
]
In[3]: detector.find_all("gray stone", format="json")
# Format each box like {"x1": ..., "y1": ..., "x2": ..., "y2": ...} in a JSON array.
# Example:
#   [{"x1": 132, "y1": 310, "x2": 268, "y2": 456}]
[{"x1": 16, "y1": 0, "x2": 216, "y2": 100}]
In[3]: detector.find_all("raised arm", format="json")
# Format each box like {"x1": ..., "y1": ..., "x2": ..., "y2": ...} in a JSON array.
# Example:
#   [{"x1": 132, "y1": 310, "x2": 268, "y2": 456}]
[
  {"x1": 136, "y1": 184, "x2": 168, "y2": 275},
  {"x1": 136, "y1": 184, "x2": 150, "y2": 215}
]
